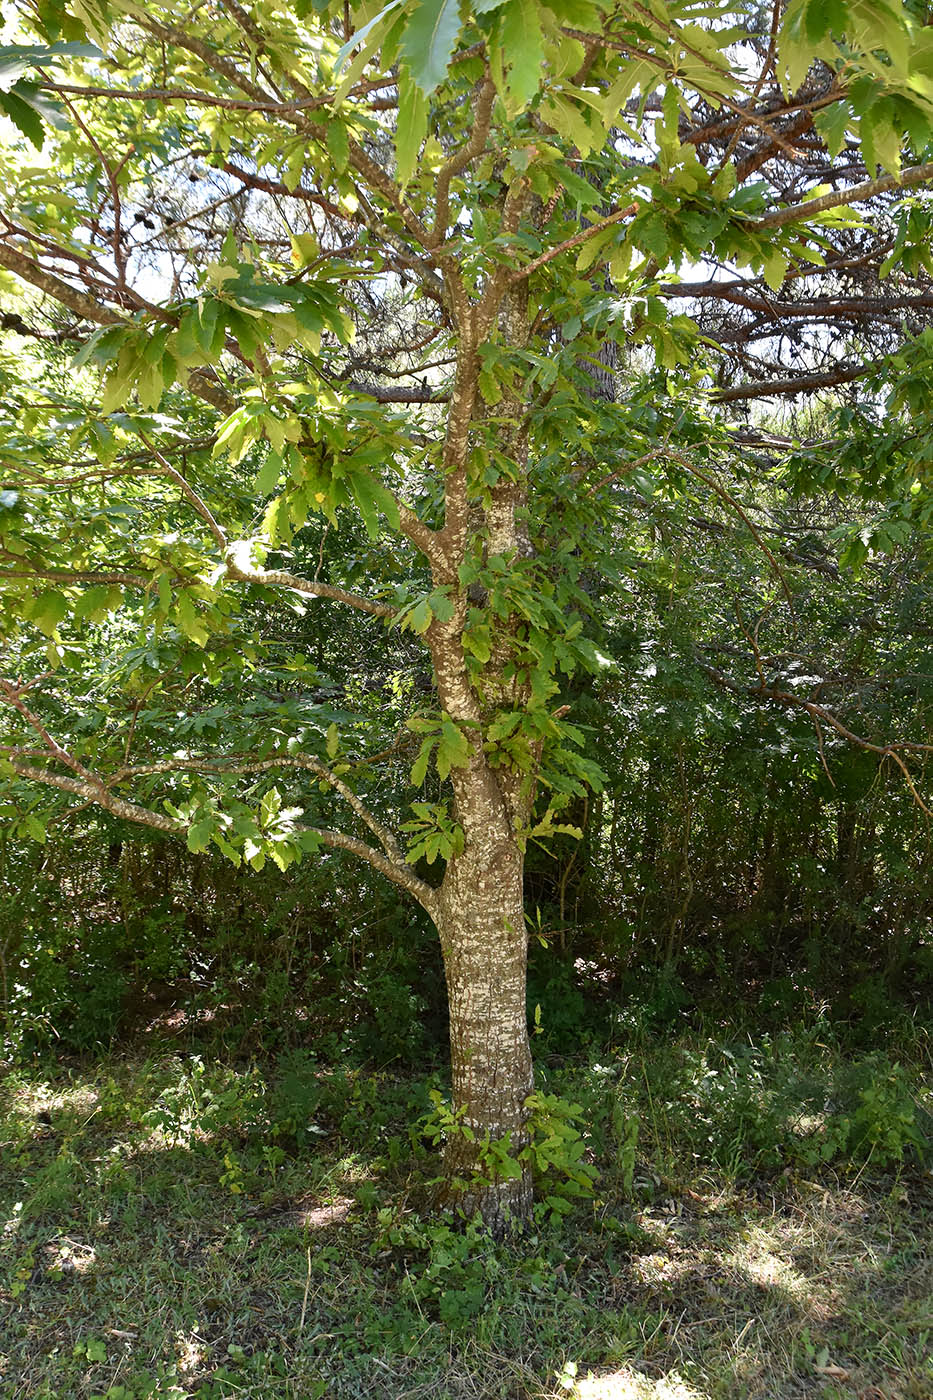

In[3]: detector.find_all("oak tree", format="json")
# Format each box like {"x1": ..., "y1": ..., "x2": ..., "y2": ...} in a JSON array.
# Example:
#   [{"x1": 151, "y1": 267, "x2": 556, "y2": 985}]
[{"x1": 3, "y1": 0, "x2": 933, "y2": 1229}]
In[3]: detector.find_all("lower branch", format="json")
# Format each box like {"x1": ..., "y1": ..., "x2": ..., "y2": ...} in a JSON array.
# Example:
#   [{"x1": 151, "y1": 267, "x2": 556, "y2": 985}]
[
  {"x1": 308, "y1": 828, "x2": 437, "y2": 915},
  {"x1": 5, "y1": 755, "x2": 438, "y2": 914},
  {"x1": 115, "y1": 753, "x2": 408, "y2": 868},
  {"x1": 224, "y1": 544, "x2": 394, "y2": 617},
  {"x1": 754, "y1": 160, "x2": 933, "y2": 231},
  {"x1": 6, "y1": 759, "x2": 181, "y2": 832},
  {"x1": 712, "y1": 362, "x2": 875, "y2": 402},
  {"x1": 0, "y1": 243, "x2": 234, "y2": 415}
]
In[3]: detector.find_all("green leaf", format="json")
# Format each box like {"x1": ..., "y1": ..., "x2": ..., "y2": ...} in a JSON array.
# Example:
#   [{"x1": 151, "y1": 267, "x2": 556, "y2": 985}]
[
  {"x1": 861, "y1": 106, "x2": 902, "y2": 177},
  {"x1": 633, "y1": 210, "x2": 671, "y2": 261},
  {"x1": 575, "y1": 224, "x2": 618, "y2": 272},
  {"x1": 396, "y1": 68, "x2": 427, "y2": 185},
  {"x1": 427, "y1": 587, "x2": 455, "y2": 623},
  {"x1": 435, "y1": 717, "x2": 470, "y2": 780},
  {"x1": 761, "y1": 248, "x2": 789, "y2": 292},
  {"x1": 21, "y1": 812, "x2": 47, "y2": 844},
  {"x1": 411, "y1": 735, "x2": 435, "y2": 786},
  {"x1": 195, "y1": 298, "x2": 224, "y2": 356},
  {"x1": 71, "y1": 324, "x2": 126, "y2": 370},
  {"x1": 327, "y1": 119, "x2": 350, "y2": 173},
  {"x1": 400, "y1": 0, "x2": 462, "y2": 95},
  {"x1": 462, "y1": 626, "x2": 491, "y2": 662},
  {"x1": 487, "y1": 711, "x2": 520, "y2": 741},
  {"x1": 814, "y1": 100, "x2": 849, "y2": 158},
  {"x1": 539, "y1": 90, "x2": 594, "y2": 154},
  {"x1": 29, "y1": 589, "x2": 69, "y2": 636},
  {"x1": 76, "y1": 584, "x2": 122, "y2": 622},
  {"x1": 408, "y1": 596, "x2": 433, "y2": 633},
  {"x1": 187, "y1": 818, "x2": 214, "y2": 854},
  {"x1": 348, "y1": 468, "x2": 401, "y2": 539},
  {"x1": 0, "y1": 41, "x2": 100, "y2": 91},
  {"x1": 478, "y1": 369, "x2": 502, "y2": 405},
  {"x1": 256, "y1": 450, "x2": 283, "y2": 495},
  {"x1": 260, "y1": 786, "x2": 282, "y2": 826},
  {"x1": 495, "y1": 0, "x2": 545, "y2": 113},
  {"x1": 553, "y1": 164, "x2": 601, "y2": 210},
  {"x1": 157, "y1": 573, "x2": 173, "y2": 615},
  {"x1": 334, "y1": 0, "x2": 404, "y2": 78},
  {"x1": 0, "y1": 86, "x2": 45, "y2": 147},
  {"x1": 175, "y1": 591, "x2": 209, "y2": 647}
]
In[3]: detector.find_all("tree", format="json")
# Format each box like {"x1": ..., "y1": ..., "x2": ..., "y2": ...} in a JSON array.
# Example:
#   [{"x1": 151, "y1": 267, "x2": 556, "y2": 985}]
[{"x1": 3, "y1": 0, "x2": 933, "y2": 1231}]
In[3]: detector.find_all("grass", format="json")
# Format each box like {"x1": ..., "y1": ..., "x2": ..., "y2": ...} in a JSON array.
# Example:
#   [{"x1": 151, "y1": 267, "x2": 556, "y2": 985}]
[{"x1": 0, "y1": 1028, "x2": 931, "y2": 1400}]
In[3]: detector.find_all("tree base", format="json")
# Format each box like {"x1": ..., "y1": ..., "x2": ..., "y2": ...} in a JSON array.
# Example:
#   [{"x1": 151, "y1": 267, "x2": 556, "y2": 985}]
[{"x1": 445, "y1": 1170, "x2": 534, "y2": 1239}]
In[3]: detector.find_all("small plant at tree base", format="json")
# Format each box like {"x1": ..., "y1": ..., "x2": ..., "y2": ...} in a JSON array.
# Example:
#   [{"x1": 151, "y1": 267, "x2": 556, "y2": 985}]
[{"x1": 421, "y1": 1089, "x2": 597, "y2": 1225}]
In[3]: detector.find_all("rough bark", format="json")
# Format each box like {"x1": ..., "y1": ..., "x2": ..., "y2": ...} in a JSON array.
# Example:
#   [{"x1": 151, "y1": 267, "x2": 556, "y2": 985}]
[
  {"x1": 422, "y1": 246, "x2": 539, "y2": 1234},
  {"x1": 435, "y1": 822, "x2": 534, "y2": 1236}
]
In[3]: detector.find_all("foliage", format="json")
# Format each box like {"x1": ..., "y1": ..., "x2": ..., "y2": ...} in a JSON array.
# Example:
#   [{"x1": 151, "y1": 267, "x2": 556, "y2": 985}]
[
  {"x1": 421, "y1": 1085, "x2": 599, "y2": 1222},
  {"x1": 3, "y1": 0, "x2": 933, "y2": 1222}
]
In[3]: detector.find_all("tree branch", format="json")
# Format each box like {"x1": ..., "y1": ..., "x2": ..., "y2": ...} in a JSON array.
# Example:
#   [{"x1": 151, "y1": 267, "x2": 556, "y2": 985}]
[
  {"x1": 114, "y1": 753, "x2": 408, "y2": 869},
  {"x1": 0, "y1": 240, "x2": 125, "y2": 327},
  {"x1": 136, "y1": 441, "x2": 397, "y2": 616},
  {"x1": 41, "y1": 81, "x2": 324, "y2": 113},
  {"x1": 307, "y1": 827, "x2": 437, "y2": 914},
  {"x1": 5, "y1": 758, "x2": 183, "y2": 831},
  {"x1": 429, "y1": 77, "x2": 496, "y2": 249},
  {"x1": 0, "y1": 563, "x2": 151, "y2": 588},
  {"x1": 216, "y1": 158, "x2": 351, "y2": 221},
  {"x1": 752, "y1": 161, "x2": 933, "y2": 230},
  {"x1": 346, "y1": 379, "x2": 449, "y2": 403},
  {"x1": 712, "y1": 362, "x2": 875, "y2": 402},
  {"x1": 140, "y1": 438, "x2": 228, "y2": 552},
  {"x1": 0, "y1": 676, "x2": 102, "y2": 788},
  {"x1": 0, "y1": 242, "x2": 235, "y2": 414},
  {"x1": 699, "y1": 663, "x2": 933, "y2": 815},
  {"x1": 4, "y1": 753, "x2": 438, "y2": 912},
  {"x1": 223, "y1": 542, "x2": 393, "y2": 618},
  {"x1": 347, "y1": 138, "x2": 434, "y2": 252},
  {"x1": 509, "y1": 203, "x2": 639, "y2": 283}
]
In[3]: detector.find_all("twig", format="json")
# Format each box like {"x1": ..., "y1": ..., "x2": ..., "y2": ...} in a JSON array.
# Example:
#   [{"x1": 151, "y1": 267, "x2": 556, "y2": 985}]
[
  {"x1": 299, "y1": 1245, "x2": 312, "y2": 1332},
  {"x1": 509, "y1": 204, "x2": 639, "y2": 283}
]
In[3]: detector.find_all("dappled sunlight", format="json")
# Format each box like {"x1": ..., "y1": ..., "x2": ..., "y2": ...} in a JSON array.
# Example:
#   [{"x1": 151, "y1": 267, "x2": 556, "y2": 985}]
[
  {"x1": 43, "y1": 1234, "x2": 98, "y2": 1277},
  {"x1": 2, "y1": 1057, "x2": 930, "y2": 1400},
  {"x1": 564, "y1": 1364, "x2": 710, "y2": 1400},
  {"x1": 294, "y1": 1195, "x2": 353, "y2": 1229},
  {"x1": 718, "y1": 1183, "x2": 879, "y2": 1326},
  {"x1": 330, "y1": 1154, "x2": 377, "y2": 1185},
  {"x1": 175, "y1": 1328, "x2": 208, "y2": 1379},
  {"x1": 136, "y1": 1122, "x2": 220, "y2": 1153},
  {"x1": 3, "y1": 1080, "x2": 100, "y2": 1125},
  {"x1": 632, "y1": 1251, "x2": 695, "y2": 1295},
  {"x1": 723, "y1": 1227, "x2": 814, "y2": 1304}
]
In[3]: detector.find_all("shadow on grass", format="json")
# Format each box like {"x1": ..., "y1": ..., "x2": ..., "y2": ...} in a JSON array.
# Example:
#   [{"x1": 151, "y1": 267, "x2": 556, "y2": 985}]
[{"x1": 0, "y1": 1050, "x2": 930, "y2": 1400}]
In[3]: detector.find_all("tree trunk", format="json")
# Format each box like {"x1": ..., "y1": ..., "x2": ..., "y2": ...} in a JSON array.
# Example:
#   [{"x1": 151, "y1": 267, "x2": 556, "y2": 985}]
[{"x1": 435, "y1": 829, "x2": 534, "y2": 1236}]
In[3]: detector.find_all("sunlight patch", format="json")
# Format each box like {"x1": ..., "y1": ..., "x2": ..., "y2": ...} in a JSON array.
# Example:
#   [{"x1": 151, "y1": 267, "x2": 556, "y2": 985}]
[
  {"x1": 175, "y1": 1330, "x2": 207, "y2": 1377},
  {"x1": 295, "y1": 1195, "x2": 352, "y2": 1229},
  {"x1": 562, "y1": 1364, "x2": 709, "y2": 1399}
]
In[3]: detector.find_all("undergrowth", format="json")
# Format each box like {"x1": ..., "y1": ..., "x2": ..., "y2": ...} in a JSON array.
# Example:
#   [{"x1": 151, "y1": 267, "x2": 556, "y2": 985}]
[{"x1": 1, "y1": 1018, "x2": 930, "y2": 1400}]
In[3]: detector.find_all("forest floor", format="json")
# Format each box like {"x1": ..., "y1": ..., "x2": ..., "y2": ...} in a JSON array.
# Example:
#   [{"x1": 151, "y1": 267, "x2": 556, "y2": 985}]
[{"x1": 0, "y1": 1031, "x2": 931, "y2": 1400}]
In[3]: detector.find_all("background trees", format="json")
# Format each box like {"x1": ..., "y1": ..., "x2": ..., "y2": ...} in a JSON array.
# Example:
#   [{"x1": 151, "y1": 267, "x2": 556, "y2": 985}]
[{"x1": 1, "y1": 0, "x2": 933, "y2": 1228}]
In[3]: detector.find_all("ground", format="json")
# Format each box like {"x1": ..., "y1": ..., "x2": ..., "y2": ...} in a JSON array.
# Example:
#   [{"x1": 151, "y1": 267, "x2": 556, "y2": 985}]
[{"x1": 0, "y1": 1040, "x2": 930, "y2": 1399}]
